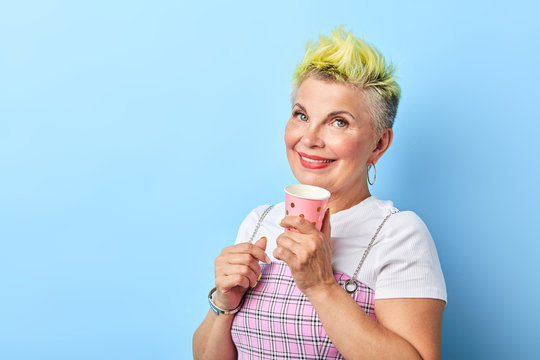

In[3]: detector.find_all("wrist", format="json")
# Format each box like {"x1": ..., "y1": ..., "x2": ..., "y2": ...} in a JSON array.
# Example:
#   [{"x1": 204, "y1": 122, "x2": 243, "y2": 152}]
[
  {"x1": 303, "y1": 281, "x2": 340, "y2": 302},
  {"x1": 208, "y1": 288, "x2": 244, "y2": 316},
  {"x1": 213, "y1": 289, "x2": 242, "y2": 310}
]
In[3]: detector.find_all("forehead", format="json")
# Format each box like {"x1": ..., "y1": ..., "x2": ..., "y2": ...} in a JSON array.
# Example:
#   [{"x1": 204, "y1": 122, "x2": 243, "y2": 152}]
[{"x1": 295, "y1": 78, "x2": 371, "y2": 120}]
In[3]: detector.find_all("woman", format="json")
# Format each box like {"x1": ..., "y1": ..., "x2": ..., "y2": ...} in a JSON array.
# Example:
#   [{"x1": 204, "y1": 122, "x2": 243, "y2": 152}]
[{"x1": 193, "y1": 28, "x2": 446, "y2": 359}]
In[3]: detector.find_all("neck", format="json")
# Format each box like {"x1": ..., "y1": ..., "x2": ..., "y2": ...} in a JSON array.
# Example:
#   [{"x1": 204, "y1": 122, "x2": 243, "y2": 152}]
[{"x1": 327, "y1": 184, "x2": 371, "y2": 214}]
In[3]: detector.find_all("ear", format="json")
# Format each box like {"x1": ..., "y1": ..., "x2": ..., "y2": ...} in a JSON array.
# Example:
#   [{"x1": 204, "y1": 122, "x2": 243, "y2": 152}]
[{"x1": 369, "y1": 128, "x2": 393, "y2": 165}]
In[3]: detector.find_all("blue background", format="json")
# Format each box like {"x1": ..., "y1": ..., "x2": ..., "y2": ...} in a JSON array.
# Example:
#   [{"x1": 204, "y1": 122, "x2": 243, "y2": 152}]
[{"x1": 1, "y1": 1, "x2": 539, "y2": 359}]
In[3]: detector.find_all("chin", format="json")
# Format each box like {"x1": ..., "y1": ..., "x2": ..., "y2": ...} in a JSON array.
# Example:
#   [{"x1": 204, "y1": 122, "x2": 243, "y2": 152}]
[
  {"x1": 294, "y1": 174, "x2": 328, "y2": 189},
  {"x1": 290, "y1": 161, "x2": 332, "y2": 190}
]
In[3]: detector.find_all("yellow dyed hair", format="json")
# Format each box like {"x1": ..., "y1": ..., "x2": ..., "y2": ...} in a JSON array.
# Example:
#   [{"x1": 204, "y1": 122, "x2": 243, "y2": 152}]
[{"x1": 292, "y1": 27, "x2": 401, "y2": 133}]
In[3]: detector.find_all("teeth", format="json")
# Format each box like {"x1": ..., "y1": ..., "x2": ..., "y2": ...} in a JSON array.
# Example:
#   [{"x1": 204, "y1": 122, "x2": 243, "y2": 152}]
[{"x1": 301, "y1": 156, "x2": 333, "y2": 163}]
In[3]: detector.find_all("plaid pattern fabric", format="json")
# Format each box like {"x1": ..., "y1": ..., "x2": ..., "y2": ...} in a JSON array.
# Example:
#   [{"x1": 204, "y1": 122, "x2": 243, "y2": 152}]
[{"x1": 231, "y1": 262, "x2": 376, "y2": 359}]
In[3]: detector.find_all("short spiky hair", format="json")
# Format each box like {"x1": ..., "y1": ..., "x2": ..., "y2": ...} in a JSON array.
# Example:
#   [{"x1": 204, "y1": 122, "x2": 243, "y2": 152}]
[{"x1": 292, "y1": 27, "x2": 401, "y2": 134}]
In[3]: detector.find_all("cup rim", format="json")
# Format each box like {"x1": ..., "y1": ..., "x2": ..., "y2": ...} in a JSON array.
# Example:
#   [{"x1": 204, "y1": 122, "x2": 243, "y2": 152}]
[{"x1": 284, "y1": 184, "x2": 331, "y2": 200}]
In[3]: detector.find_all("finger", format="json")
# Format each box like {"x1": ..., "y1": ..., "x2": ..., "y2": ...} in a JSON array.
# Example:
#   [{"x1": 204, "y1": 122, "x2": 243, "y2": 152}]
[
  {"x1": 273, "y1": 244, "x2": 298, "y2": 267},
  {"x1": 216, "y1": 274, "x2": 251, "y2": 291},
  {"x1": 222, "y1": 253, "x2": 262, "y2": 277},
  {"x1": 221, "y1": 264, "x2": 260, "y2": 287},
  {"x1": 225, "y1": 242, "x2": 271, "y2": 264},
  {"x1": 276, "y1": 234, "x2": 302, "y2": 256},
  {"x1": 321, "y1": 208, "x2": 331, "y2": 240},
  {"x1": 279, "y1": 215, "x2": 318, "y2": 234},
  {"x1": 277, "y1": 235, "x2": 316, "y2": 266},
  {"x1": 253, "y1": 236, "x2": 272, "y2": 263},
  {"x1": 253, "y1": 236, "x2": 267, "y2": 250}
]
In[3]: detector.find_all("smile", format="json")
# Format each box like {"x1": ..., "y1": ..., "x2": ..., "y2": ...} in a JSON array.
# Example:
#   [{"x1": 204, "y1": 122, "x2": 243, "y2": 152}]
[
  {"x1": 300, "y1": 156, "x2": 333, "y2": 163},
  {"x1": 298, "y1": 152, "x2": 335, "y2": 169}
]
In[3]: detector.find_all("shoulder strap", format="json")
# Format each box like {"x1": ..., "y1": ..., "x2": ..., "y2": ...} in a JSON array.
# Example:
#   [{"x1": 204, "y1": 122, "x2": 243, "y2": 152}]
[
  {"x1": 248, "y1": 205, "x2": 275, "y2": 244},
  {"x1": 344, "y1": 210, "x2": 399, "y2": 293}
]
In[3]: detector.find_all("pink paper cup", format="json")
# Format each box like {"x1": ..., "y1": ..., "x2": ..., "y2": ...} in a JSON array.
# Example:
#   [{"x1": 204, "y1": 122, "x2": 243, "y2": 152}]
[{"x1": 284, "y1": 184, "x2": 331, "y2": 231}]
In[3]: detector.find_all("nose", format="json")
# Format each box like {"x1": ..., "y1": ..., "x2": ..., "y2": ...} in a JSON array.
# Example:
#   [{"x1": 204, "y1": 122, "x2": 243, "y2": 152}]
[{"x1": 301, "y1": 123, "x2": 325, "y2": 148}]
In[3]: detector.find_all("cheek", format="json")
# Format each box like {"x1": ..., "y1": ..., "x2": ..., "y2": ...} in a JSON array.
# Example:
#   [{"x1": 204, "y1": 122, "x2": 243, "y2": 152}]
[
  {"x1": 329, "y1": 136, "x2": 368, "y2": 163},
  {"x1": 327, "y1": 137, "x2": 357, "y2": 157},
  {"x1": 284, "y1": 121, "x2": 299, "y2": 150}
]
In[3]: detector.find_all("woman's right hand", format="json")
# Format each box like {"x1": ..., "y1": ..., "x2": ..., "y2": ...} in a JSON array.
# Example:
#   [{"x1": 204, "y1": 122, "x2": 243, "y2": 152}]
[{"x1": 213, "y1": 237, "x2": 272, "y2": 310}]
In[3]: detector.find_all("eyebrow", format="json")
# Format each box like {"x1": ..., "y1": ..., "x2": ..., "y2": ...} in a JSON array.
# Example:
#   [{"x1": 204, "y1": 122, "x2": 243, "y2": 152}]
[
  {"x1": 293, "y1": 103, "x2": 356, "y2": 121},
  {"x1": 293, "y1": 103, "x2": 308, "y2": 113},
  {"x1": 328, "y1": 110, "x2": 356, "y2": 121}
]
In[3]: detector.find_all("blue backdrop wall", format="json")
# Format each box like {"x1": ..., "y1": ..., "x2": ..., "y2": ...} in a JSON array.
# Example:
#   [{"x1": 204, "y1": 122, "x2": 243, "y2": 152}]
[{"x1": 1, "y1": 1, "x2": 539, "y2": 359}]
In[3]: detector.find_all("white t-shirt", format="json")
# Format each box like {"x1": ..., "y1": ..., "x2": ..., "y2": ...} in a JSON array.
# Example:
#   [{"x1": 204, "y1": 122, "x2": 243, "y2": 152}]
[{"x1": 235, "y1": 196, "x2": 447, "y2": 301}]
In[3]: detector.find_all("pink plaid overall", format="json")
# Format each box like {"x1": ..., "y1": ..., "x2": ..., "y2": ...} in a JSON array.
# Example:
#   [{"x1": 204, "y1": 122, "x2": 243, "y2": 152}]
[{"x1": 231, "y1": 261, "x2": 376, "y2": 359}]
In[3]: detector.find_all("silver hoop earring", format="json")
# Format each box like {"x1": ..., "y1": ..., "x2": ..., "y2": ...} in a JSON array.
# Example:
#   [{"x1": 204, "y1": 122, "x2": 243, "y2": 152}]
[{"x1": 367, "y1": 163, "x2": 376, "y2": 186}]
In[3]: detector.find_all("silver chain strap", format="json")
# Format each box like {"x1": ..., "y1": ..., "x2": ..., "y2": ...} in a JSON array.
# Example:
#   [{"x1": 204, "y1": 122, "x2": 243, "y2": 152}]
[
  {"x1": 248, "y1": 205, "x2": 275, "y2": 244},
  {"x1": 344, "y1": 210, "x2": 399, "y2": 293}
]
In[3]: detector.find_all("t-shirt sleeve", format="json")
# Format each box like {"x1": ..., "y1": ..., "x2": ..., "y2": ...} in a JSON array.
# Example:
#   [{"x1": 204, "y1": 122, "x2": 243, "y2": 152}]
[
  {"x1": 234, "y1": 205, "x2": 269, "y2": 245},
  {"x1": 373, "y1": 211, "x2": 447, "y2": 302}
]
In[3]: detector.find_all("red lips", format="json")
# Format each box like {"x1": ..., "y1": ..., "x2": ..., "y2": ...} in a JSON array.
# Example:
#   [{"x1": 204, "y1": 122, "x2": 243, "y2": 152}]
[{"x1": 298, "y1": 152, "x2": 335, "y2": 169}]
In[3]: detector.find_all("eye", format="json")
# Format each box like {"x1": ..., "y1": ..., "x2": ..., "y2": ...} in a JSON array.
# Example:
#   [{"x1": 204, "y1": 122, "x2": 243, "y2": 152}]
[
  {"x1": 295, "y1": 111, "x2": 308, "y2": 121},
  {"x1": 333, "y1": 119, "x2": 348, "y2": 128}
]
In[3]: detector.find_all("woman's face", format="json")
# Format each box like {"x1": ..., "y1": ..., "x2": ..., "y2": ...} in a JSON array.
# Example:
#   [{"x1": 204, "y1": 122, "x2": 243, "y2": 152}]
[{"x1": 285, "y1": 77, "x2": 388, "y2": 205}]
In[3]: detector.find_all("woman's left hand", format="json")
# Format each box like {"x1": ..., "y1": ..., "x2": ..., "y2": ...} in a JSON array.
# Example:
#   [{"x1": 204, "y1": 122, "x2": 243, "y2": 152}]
[{"x1": 273, "y1": 209, "x2": 335, "y2": 296}]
